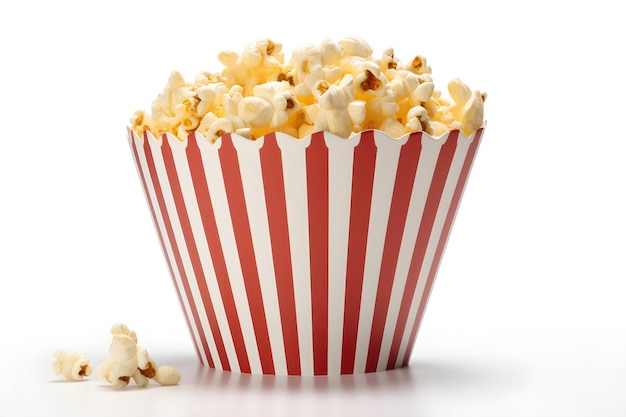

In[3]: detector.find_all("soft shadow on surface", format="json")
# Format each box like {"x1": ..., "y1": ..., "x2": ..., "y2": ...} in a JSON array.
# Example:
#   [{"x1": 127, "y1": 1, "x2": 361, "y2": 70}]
[
  {"x1": 174, "y1": 355, "x2": 524, "y2": 394},
  {"x1": 191, "y1": 364, "x2": 416, "y2": 393}
]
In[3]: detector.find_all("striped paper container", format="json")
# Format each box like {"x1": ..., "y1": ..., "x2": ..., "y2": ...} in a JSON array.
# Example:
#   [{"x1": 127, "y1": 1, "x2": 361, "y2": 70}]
[{"x1": 128, "y1": 127, "x2": 484, "y2": 375}]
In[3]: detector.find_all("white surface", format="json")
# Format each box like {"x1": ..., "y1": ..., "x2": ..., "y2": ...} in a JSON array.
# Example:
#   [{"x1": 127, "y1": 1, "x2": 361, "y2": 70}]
[{"x1": 1, "y1": 1, "x2": 625, "y2": 416}]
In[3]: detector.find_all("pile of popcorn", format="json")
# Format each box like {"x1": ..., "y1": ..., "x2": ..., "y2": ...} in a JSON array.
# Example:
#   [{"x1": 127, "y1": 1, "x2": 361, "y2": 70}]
[
  {"x1": 130, "y1": 37, "x2": 486, "y2": 142},
  {"x1": 53, "y1": 324, "x2": 181, "y2": 388}
]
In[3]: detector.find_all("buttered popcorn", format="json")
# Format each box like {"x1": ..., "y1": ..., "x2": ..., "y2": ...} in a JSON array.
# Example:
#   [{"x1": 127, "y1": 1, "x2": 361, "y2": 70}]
[{"x1": 130, "y1": 37, "x2": 486, "y2": 141}]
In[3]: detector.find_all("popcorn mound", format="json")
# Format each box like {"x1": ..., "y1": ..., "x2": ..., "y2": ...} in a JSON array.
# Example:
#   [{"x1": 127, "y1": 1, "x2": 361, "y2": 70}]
[{"x1": 130, "y1": 37, "x2": 486, "y2": 142}]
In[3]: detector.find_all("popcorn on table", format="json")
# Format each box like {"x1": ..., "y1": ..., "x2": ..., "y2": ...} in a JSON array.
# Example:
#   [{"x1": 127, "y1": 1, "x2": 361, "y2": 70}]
[
  {"x1": 53, "y1": 351, "x2": 92, "y2": 381},
  {"x1": 96, "y1": 323, "x2": 181, "y2": 388},
  {"x1": 130, "y1": 37, "x2": 486, "y2": 141}
]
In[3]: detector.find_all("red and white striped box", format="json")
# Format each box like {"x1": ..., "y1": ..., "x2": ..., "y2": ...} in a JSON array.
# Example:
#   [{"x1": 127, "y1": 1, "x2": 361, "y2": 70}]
[{"x1": 128, "y1": 127, "x2": 484, "y2": 375}]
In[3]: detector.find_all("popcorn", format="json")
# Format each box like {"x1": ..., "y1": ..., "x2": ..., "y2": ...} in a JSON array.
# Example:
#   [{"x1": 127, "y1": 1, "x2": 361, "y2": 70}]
[
  {"x1": 53, "y1": 351, "x2": 92, "y2": 381},
  {"x1": 448, "y1": 77, "x2": 486, "y2": 136},
  {"x1": 96, "y1": 324, "x2": 181, "y2": 388},
  {"x1": 154, "y1": 365, "x2": 182, "y2": 386},
  {"x1": 196, "y1": 82, "x2": 228, "y2": 117},
  {"x1": 219, "y1": 38, "x2": 284, "y2": 94},
  {"x1": 312, "y1": 75, "x2": 366, "y2": 138},
  {"x1": 338, "y1": 36, "x2": 374, "y2": 58},
  {"x1": 130, "y1": 37, "x2": 486, "y2": 141}
]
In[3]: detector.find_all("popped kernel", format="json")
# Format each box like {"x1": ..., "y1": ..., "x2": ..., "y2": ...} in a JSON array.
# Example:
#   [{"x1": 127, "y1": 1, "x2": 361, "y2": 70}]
[
  {"x1": 53, "y1": 351, "x2": 92, "y2": 381},
  {"x1": 130, "y1": 37, "x2": 486, "y2": 141},
  {"x1": 312, "y1": 75, "x2": 365, "y2": 138},
  {"x1": 96, "y1": 324, "x2": 181, "y2": 388}
]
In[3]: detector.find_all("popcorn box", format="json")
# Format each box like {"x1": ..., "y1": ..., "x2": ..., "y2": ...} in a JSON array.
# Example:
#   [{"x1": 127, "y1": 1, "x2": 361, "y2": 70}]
[{"x1": 128, "y1": 127, "x2": 484, "y2": 375}]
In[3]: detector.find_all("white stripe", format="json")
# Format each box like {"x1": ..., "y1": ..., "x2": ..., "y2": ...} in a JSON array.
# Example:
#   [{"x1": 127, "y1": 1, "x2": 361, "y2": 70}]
[
  {"x1": 130, "y1": 132, "x2": 206, "y2": 365},
  {"x1": 326, "y1": 132, "x2": 360, "y2": 375},
  {"x1": 141, "y1": 132, "x2": 213, "y2": 367},
  {"x1": 353, "y1": 132, "x2": 409, "y2": 373},
  {"x1": 395, "y1": 133, "x2": 472, "y2": 368},
  {"x1": 168, "y1": 134, "x2": 240, "y2": 372},
  {"x1": 376, "y1": 133, "x2": 443, "y2": 371},
  {"x1": 197, "y1": 135, "x2": 263, "y2": 374},
  {"x1": 232, "y1": 134, "x2": 287, "y2": 376},
  {"x1": 276, "y1": 133, "x2": 314, "y2": 376}
]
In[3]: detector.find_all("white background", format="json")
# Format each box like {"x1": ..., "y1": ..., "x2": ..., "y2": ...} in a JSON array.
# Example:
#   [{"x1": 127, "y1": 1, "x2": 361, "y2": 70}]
[{"x1": 1, "y1": 1, "x2": 625, "y2": 416}]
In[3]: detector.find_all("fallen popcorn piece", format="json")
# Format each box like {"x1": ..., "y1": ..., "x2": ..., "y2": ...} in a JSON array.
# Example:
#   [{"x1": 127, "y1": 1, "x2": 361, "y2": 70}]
[
  {"x1": 97, "y1": 323, "x2": 181, "y2": 388},
  {"x1": 154, "y1": 365, "x2": 182, "y2": 386},
  {"x1": 130, "y1": 37, "x2": 486, "y2": 141},
  {"x1": 53, "y1": 351, "x2": 92, "y2": 381}
]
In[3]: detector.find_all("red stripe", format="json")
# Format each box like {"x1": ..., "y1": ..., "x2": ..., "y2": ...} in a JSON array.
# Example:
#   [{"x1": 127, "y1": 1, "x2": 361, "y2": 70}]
[
  {"x1": 306, "y1": 132, "x2": 329, "y2": 375},
  {"x1": 129, "y1": 132, "x2": 202, "y2": 363},
  {"x1": 365, "y1": 132, "x2": 422, "y2": 373},
  {"x1": 340, "y1": 130, "x2": 377, "y2": 374},
  {"x1": 259, "y1": 133, "x2": 302, "y2": 375},
  {"x1": 160, "y1": 136, "x2": 231, "y2": 371},
  {"x1": 385, "y1": 131, "x2": 459, "y2": 370},
  {"x1": 141, "y1": 133, "x2": 214, "y2": 368},
  {"x1": 401, "y1": 128, "x2": 484, "y2": 366},
  {"x1": 218, "y1": 134, "x2": 275, "y2": 375},
  {"x1": 186, "y1": 133, "x2": 251, "y2": 373}
]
